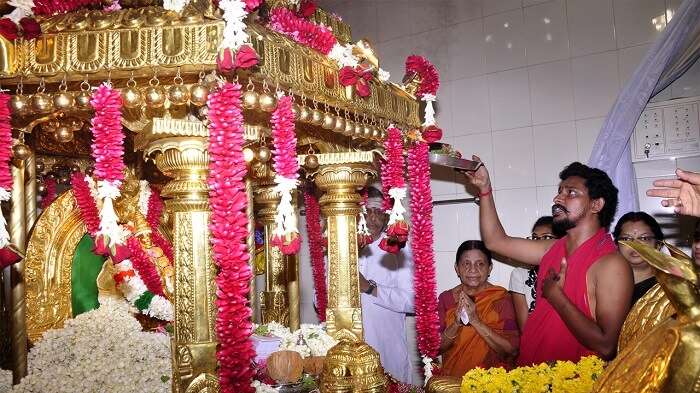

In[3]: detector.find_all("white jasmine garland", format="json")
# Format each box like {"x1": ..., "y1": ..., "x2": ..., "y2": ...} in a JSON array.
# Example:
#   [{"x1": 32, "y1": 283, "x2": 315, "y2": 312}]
[
  {"x1": 11, "y1": 298, "x2": 171, "y2": 393},
  {"x1": 0, "y1": 188, "x2": 10, "y2": 248},
  {"x1": 252, "y1": 380, "x2": 278, "y2": 393},
  {"x1": 219, "y1": 0, "x2": 250, "y2": 51},
  {"x1": 272, "y1": 175, "x2": 300, "y2": 239},
  {"x1": 421, "y1": 94, "x2": 437, "y2": 127},
  {"x1": 138, "y1": 180, "x2": 152, "y2": 218},
  {"x1": 357, "y1": 206, "x2": 371, "y2": 237},
  {"x1": 114, "y1": 259, "x2": 174, "y2": 321},
  {"x1": 387, "y1": 187, "x2": 407, "y2": 226},
  {"x1": 96, "y1": 180, "x2": 122, "y2": 247},
  {"x1": 256, "y1": 322, "x2": 337, "y2": 359},
  {"x1": 6, "y1": 0, "x2": 33, "y2": 23},
  {"x1": 422, "y1": 356, "x2": 433, "y2": 384}
]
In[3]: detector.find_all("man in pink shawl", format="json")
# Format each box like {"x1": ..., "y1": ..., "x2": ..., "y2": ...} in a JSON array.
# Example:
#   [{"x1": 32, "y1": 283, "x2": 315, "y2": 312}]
[{"x1": 464, "y1": 160, "x2": 633, "y2": 365}]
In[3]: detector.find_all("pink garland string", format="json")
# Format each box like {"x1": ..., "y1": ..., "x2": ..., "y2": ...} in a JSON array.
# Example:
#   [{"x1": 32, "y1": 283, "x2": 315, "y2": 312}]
[
  {"x1": 207, "y1": 82, "x2": 255, "y2": 393},
  {"x1": 70, "y1": 173, "x2": 100, "y2": 237},
  {"x1": 90, "y1": 83, "x2": 125, "y2": 184},
  {"x1": 270, "y1": 94, "x2": 301, "y2": 255},
  {"x1": 379, "y1": 126, "x2": 408, "y2": 254},
  {"x1": 32, "y1": 0, "x2": 100, "y2": 16},
  {"x1": 0, "y1": 93, "x2": 11, "y2": 191},
  {"x1": 146, "y1": 189, "x2": 175, "y2": 263},
  {"x1": 41, "y1": 178, "x2": 57, "y2": 209},
  {"x1": 408, "y1": 141, "x2": 440, "y2": 360},
  {"x1": 268, "y1": 7, "x2": 337, "y2": 55},
  {"x1": 405, "y1": 55, "x2": 440, "y2": 98},
  {"x1": 303, "y1": 188, "x2": 327, "y2": 322},
  {"x1": 126, "y1": 236, "x2": 166, "y2": 297}
]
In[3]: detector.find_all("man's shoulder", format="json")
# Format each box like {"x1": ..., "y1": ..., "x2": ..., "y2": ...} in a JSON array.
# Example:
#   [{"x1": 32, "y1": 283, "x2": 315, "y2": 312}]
[{"x1": 590, "y1": 251, "x2": 632, "y2": 281}]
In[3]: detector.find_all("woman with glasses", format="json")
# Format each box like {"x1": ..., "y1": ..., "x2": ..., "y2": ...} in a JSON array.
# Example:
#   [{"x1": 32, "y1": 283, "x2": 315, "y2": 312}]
[
  {"x1": 508, "y1": 216, "x2": 562, "y2": 332},
  {"x1": 612, "y1": 211, "x2": 665, "y2": 305}
]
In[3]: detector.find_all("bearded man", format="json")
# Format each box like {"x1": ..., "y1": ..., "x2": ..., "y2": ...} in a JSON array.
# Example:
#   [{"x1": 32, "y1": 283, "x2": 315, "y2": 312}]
[{"x1": 464, "y1": 160, "x2": 633, "y2": 364}]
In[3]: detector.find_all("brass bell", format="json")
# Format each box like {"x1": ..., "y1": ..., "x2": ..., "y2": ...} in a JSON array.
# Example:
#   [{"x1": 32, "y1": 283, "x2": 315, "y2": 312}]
[
  {"x1": 54, "y1": 126, "x2": 74, "y2": 143},
  {"x1": 144, "y1": 85, "x2": 166, "y2": 108},
  {"x1": 362, "y1": 125, "x2": 372, "y2": 138},
  {"x1": 75, "y1": 90, "x2": 92, "y2": 109},
  {"x1": 36, "y1": 161, "x2": 45, "y2": 173},
  {"x1": 298, "y1": 106, "x2": 311, "y2": 123},
  {"x1": 53, "y1": 91, "x2": 74, "y2": 111},
  {"x1": 291, "y1": 104, "x2": 301, "y2": 120},
  {"x1": 121, "y1": 86, "x2": 143, "y2": 109},
  {"x1": 10, "y1": 95, "x2": 29, "y2": 115},
  {"x1": 372, "y1": 127, "x2": 381, "y2": 139},
  {"x1": 30, "y1": 92, "x2": 53, "y2": 113},
  {"x1": 242, "y1": 90, "x2": 259, "y2": 110},
  {"x1": 304, "y1": 154, "x2": 319, "y2": 170},
  {"x1": 243, "y1": 147, "x2": 255, "y2": 163},
  {"x1": 12, "y1": 143, "x2": 31, "y2": 160},
  {"x1": 344, "y1": 120, "x2": 355, "y2": 136},
  {"x1": 311, "y1": 109, "x2": 324, "y2": 125},
  {"x1": 257, "y1": 146, "x2": 272, "y2": 163},
  {"x1": 168, "y1": 84, "x2": 190, "y2": 106},
  {"x1": 322, "y1": 112, "x2": 336, "y2": 130},
  {"x1": 259, "y1": 93, "x2": 277, "y2": 112},
  {"x1": 190, "y1": 83, "x2": 209, "y2": 106},
  {"x1": 354, "y1": 123, "x2": 363, "y2": 136},
  {"x1": 333, "y1": 117, "x2": 346, "y2": 133}
]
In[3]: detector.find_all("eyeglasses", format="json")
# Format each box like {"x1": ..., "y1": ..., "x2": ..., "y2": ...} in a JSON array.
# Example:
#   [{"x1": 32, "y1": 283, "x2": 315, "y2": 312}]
[
  {"x1": 617, "y1": 236, "x2": 657, "y2": 244},
  {"x1": 527, "y1": 234, "x2": 556, "y2": 241}
]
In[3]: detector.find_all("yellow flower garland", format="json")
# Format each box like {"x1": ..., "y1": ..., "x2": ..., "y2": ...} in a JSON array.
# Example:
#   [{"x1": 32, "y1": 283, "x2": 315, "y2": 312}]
[{"x1": 460, "y1": 356, "x2": 605, "y2": 393}]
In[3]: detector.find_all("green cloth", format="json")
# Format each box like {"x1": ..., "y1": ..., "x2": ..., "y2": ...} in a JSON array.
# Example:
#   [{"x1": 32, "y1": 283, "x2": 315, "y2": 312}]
[{"x1": 71, "y1": 234, "x2": 107, "y2": 316}]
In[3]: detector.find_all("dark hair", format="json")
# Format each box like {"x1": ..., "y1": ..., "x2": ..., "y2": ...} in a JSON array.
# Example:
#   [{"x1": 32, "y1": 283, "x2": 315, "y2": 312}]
[
  {"x1": 366, "y1": 186, "x2": 383, "y2": 200},
  {"x1": 532, "y1": 216, "x2": 565, "y2": 238},
  {"x1": 559, "y1": 162, "x2": 618, "y2": 229},
  {"x1": 613, "y1": 211, "x2": 664, "y2": 242},
  {"x1": 455, "y1": 240, "x2": 492, "y2": 265}
]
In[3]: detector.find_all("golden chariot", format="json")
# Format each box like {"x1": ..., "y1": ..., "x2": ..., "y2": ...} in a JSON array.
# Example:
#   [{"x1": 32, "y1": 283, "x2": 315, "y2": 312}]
[{"x1": 0, "y1": 0, "x2": 698, "y2": 392}]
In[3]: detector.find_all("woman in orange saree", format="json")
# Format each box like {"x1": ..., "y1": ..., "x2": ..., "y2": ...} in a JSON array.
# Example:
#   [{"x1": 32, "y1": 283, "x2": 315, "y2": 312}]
[{"x1": 438, "y1": 240, "x2": 519, "y2": 377}]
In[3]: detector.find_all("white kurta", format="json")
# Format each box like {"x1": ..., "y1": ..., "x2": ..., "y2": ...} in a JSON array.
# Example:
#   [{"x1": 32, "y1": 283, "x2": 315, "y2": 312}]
[{"x1": 358, "y1": 238, "x2": 415, "y2": 384}]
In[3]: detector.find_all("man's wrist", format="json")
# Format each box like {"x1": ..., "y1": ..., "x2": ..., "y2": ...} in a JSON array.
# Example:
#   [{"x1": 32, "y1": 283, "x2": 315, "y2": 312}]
[{"x1": 479, "y1": 186, "x2": 492, "y2": 197}]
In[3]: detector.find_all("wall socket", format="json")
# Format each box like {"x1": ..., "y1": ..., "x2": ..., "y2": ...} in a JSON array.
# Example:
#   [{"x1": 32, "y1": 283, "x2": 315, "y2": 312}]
[{"x1": 631, "y1": 96, "x2": 700, "y2": 162}]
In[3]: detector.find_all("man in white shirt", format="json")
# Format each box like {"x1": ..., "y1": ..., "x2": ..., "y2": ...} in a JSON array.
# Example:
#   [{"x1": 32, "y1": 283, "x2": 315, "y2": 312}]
[{"x1": 357, "y1": 186, "x2": 415, "y2": 384}]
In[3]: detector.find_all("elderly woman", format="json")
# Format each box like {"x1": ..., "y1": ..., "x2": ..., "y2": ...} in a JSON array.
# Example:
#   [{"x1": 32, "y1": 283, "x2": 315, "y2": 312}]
[{"x1": 438, "y1": 240, "x2": 519, "y2": 377}]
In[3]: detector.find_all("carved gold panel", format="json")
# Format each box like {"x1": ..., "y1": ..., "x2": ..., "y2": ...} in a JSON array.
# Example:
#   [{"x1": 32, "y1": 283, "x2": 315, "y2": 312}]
[{"x1": 24, "y1": 191, "x2": 86, "y2": 342}]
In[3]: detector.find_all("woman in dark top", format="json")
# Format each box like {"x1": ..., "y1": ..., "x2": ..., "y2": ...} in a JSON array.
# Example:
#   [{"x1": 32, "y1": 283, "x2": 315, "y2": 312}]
[{"x1": 613, "y1": 211, "x2": 664, "y2": 305}]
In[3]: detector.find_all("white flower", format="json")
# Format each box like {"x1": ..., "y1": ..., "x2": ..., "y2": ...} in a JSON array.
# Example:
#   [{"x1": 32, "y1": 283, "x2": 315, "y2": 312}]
[
  {"x1": 378, "y1": 68, "x2": 391, "y2": 82},
  {"x1": 328, "y1": 43, "x2": 359, "y2": 68},
  {"x1": 11, "y1": 299, "x2": 171, "y2": 392},
  {"x1": 138, "y1": 181, "x2": 152, "y2": 218},
  {"x1": 162, "y1": 0, "x2": 189, "y2": 13},
  {"x1": 252, "y1": 380, "x2": 278, "y2": 393},
  {"x1": 220, "y1": 0, "x2": 250, "y2": 51}
]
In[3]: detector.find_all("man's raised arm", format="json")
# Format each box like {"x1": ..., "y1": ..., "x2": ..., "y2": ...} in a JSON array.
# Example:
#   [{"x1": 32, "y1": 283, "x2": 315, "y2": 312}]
[{"x1": 464, "y1": 155, "x2": 552, "y2": 266}]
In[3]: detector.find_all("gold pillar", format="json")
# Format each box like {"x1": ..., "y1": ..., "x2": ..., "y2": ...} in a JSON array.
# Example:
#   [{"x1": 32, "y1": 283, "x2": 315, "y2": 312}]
[
  {"x1": 246, "y1": 179, "x2": 258, "y2": 323},
  {"x1": 136, "y1": 119, "x2": 218, "y2": 393},
  {"x1": 24, "y1": 152, "x2": 37, "y2": 231},
  {"x1": 254, "y1": 182, "x2": 300, "y2": 330},
  {"x1": 313, "y1": 162, "x2": 375, "y2": 342},
  {"x1": 9, "y1": 157, "x2": 27, "y2": 383}
]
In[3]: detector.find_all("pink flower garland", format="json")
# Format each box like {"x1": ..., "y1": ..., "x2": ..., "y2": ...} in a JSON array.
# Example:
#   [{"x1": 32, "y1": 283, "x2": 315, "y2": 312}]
[
  {"x1": 41, "y1": 178, "x2": 57, "y2": 209},
  {"x1": 32, "y1": 0, "x2": 100, "y2": 16},
  {"x1": 379, "y1": 126, "x2": 408, "y2": 254},
  {"x1": 70, "y1": 173, "x2": 100, "y2": 237},
  {"x1": 126, "y1": 236, "x2": 166, "y2": 297},
  {"x1": 90, "y1": 83, "x2": 125, "y2": 183},
  {"x1": 405, "y1": 55, "x2": 440, "y2": 98},
  {"x1": 303, "y1": 188, "x2": 327, "y2": 322},
  {"x1": 207, "y1": 82, "x2": 255, "y2": 393},
  {"x1": 146, "y1": 189, "x2": 174, "y2": 263},
  {"x1": 408, "y1": 141, "x2": 440, "y2": 362},
  {"x1": 270, "y1": 95, "x2": 301, "y2": 255},
  {"x1": 268, "y1": 7, "x2": 337, "y2": 55}
]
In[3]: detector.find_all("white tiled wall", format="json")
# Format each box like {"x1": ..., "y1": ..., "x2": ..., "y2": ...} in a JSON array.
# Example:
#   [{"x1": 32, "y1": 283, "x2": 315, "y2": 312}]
[{"x1": 318, "y1": 0, "x2": 699, "y2": 294}]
